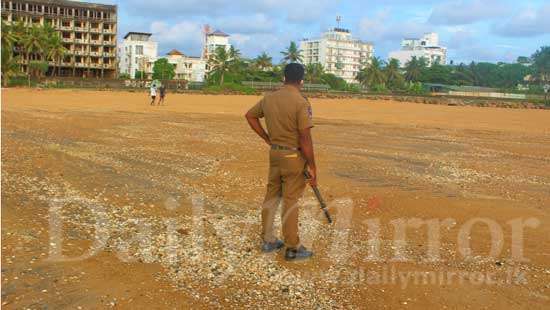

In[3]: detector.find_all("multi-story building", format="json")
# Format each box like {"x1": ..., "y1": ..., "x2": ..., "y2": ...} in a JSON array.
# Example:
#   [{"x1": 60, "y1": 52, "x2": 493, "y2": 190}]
[
  {"x1": 300, "y1": 28, "x2": 374, "y2": 84},
  {"x1": 389, "y1": 32, "x2": 447, "y2": 67},
  {"x1": 1, "y1": 0, "x2": 118, "y2": 78},
  {"x1": 203, "y1": 29, "x2": 231, "y2": 60},
  {"x1": 118, "y1": 32, "x2": 157, "y2": 79},
  {"x1": 163, "y1": 49, "x2": 206, "y2": 82}
]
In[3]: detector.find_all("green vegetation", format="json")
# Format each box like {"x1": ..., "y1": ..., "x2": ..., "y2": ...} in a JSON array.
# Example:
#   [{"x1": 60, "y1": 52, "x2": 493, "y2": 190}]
[
  {"x1": 353, "y1": 46, "x2": 548, "y2": 95},
  {"x1": 1, "y1": 21, "x2": 67, "y2": 86},
  {"x1": 254, "y1": 52, "x2": 273, "y2": 71},
  {"x1": 152, "y1": 58, "x2": 175, "y2": 81},
  {"x1": 28, "y1": 60, "x2": 49, "y2": 78},
  {"x1": 207, "y1": 46, "x2": 237, "y2": 85},
  {"x1": 531, "y1": 46, "x2": 550, "y2": 85},
  {"x1": 204, "y1": 82, "x2": 256, "y2": 95},
  {"x1": 305, "y1": 63, "x2": 325, "y2": 84},
  {"x1": 134, "y1": 70, "x2": 146, "y2": 80},
  {"x1": 118, "y1": 73, "x2": 131, "y2": 79},
  {"x1": 280, "y1": 41, "x2": 303, "y2": 63},
  {"x1": 356, "y1": 57, "x2": 386, "y2": 89}
]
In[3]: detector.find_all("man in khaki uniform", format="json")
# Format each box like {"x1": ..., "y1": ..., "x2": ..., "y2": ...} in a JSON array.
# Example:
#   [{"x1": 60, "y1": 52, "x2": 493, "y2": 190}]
[{"x1": 245, "y1": 63, "x2": 316, "y2": 261}]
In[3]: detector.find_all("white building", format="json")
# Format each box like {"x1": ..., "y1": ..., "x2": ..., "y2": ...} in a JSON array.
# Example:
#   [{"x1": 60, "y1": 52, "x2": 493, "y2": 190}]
[
  {"x1": 163, "y1": 49, "x2": 206, "y2": 82},
  {"x1": 300, "y1": 27, "x2": 374, "y2": 84},
  {"x1": 118, "y1": 32, "x2": 207, "y2": 82},
  {"x1": 204, "y1": 29, "x2": 231, "y2": 59},
  {"x1": 389, "y1": 32, "x2": 447, "y2": 67},
  {"x1": 118, "y1": 32, "x2": 158, "y2": 79}
]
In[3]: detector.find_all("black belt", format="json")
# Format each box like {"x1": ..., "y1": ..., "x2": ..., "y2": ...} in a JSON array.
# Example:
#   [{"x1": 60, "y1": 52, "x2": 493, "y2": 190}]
[{"x1": 271, "y1": 144, "x2": 300, "y2": 151}]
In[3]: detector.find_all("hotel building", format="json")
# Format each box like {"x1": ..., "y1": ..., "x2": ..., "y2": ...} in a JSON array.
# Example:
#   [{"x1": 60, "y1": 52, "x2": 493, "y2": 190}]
[
  {"x1": 1, "y1": 0, "x2": 118, "y2": 78},
  {"x1": 300, "y1": 28, "x2": 374, "y2": 84}
]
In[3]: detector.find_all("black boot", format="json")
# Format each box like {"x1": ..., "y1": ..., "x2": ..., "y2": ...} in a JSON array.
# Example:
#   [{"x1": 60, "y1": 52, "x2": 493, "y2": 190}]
[
  {"x1": 285, "y1": 245, "x2": 313, "y2": 261},
  {"x1": 261, "y1": 239, "x2": 284, "y2": 253}
]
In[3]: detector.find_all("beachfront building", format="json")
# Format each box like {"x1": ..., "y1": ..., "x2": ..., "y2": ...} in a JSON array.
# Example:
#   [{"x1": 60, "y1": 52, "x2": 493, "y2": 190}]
[
  {"x1": 203, "y1": 29, "x2": 231, "y2": 59},
  {"x1": 300, "y1": 28, "x2": 374, "y2": 84},
  {"x1": 1, "y1": 0, "x2": 118, "y2": 78},
  {"x1": 162, "y1": 49, "x2": 206, "y2": 82},
  {"x1": 118, "y1": 32, "x2": 157, "y2": 79},
  {"x1": 389, "y1": 32, "x2": 447, "y2": 67},
  {"x1": 118, "y1": 33, "x2": 206, "y2": 82}
]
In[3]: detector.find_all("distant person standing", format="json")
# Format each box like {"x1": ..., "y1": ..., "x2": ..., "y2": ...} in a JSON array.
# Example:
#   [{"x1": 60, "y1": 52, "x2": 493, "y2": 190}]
[
  {"x1": 159, "y1": 85, "x2": 166, "y2": 106},
  {"x1": 150, "y1": 84, "x2": 157, "y2": 106}
]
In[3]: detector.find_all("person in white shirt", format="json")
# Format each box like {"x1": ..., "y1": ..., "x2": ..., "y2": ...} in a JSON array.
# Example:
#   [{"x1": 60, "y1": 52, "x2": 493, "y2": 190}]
[{"x1": 150, "y1": 85, "x2": 157, "y2": 106}]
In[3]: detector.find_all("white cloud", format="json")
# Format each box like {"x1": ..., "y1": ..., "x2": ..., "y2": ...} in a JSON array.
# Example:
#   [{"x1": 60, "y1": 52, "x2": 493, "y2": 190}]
[
  {"x1": 125, "y1": 0, "x2": 337, "y2": 25},
  {"x1": 358, "y1": 9, "x2": 432, "y2": 42},
  {"x1": 150, "y1": 21, "x2": 203, "y2": 56},
  {"x1": 428, "y1": 0, "x2": 509, "y2": 25},
  {"x1": 492, "y1": 4, "x2": 550, "y2": 37},
  {"x1": 446, "y1": 27, "x2": 475, "y2": 49},
  {"x1": 214, "y1": 14, "x2": 275, "y2": 34}
]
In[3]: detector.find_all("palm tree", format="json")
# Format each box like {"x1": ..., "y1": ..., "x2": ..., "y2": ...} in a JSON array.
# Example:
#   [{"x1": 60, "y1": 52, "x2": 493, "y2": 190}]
[
  {"x1": 404, "y1": 56, "x2": 423, "y2": 82},
  {"x1": 228, "y1": 46, "x2": 241, "y2": 60},
  {"x1": 385, "y1": 58, "x2": 404, "y2": 89},
  {"x1": 1, "y1": 22, "x2": 21, "y2": 86},
  {"x1": 468, "y1": 61, "x2": 481, "y2": 86},
  {"x1": 305, "y1": 63, "x2": 324, "y2": 84},
  {"x1": 452, "y1": 63, "x2": 475, "y2": 85},
  {"x1": 228, "y1": 46, "x2": 243, "y2": 72},
  {"x1": 208, "y1": 46, "x2": 233, "y2": 85},
  {"x1": 1, "y1": 21, "x2": 19, "y2": 50},
  {"x1": 1, "y1": 43, "x2": 21, "y2": 87},
  {"x1": 281, "y1": 41, "x2": 303, "y2": 63},
  {"x1": 47, "y1": 34, "x2": 67, "y2": 77},
  {"x1": 21, "y1": 25, "x2": 44, "y2": 73},
  {"x1": 356, "y1": 57, "x2": 386, "y2": 88},
  {"x1": 254, "y1": 52, "x2": 272, "y2": 71}
]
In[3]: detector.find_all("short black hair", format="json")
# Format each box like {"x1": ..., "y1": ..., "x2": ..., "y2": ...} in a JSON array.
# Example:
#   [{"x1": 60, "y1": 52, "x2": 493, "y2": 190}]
[{"x1": 284, "y1": 63, "x2": 305, "y2": 83}]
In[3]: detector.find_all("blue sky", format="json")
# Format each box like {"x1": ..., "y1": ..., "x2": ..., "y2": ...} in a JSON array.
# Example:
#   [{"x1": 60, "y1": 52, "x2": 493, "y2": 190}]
[{"x1": 94, "y1": 0, "x2": 549, "y2": 64}]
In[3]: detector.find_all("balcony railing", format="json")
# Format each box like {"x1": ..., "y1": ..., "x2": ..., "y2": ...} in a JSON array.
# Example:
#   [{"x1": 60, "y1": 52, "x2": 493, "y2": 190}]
[
  {"x1": 74, "y1": 27, "x2": 87, "y2": 32},
  {"x1": 74, "y1": 50, "x2": 87, "y2": 56},
  {"x1": 60, "y1": 26, "x2": 73, "y2": 31},
  {"x1": 62, "y1": 38, "x2": 73, "y2": 43},
  {"x1": 89, "y1": 40, "x2": 101, "y2": 45},
  {"x1": 89, "y1": 51, "x2": 101, "y2": 56},
  {"x1": 75, "y1": 63, "x2": 86, "y2": 67},
  {"x1": 89, "y1": 28, "x2": 101, "y2": 33},
  {"x1": 74, "y1": 38, "x2": 87, "y2": 44},
  {"x1": 102, "y1": 52, "x2": 115, "y2": 57}
]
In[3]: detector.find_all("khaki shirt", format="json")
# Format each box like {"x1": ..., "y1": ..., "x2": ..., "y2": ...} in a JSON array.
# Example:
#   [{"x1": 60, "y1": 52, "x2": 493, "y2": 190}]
[{"x1": 247, "y1": 85, "x2": 313, "y2": 148}]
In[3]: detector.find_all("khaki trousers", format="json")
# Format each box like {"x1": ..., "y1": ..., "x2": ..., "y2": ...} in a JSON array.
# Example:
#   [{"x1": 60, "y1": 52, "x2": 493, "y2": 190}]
[{"x1": 261, "y1": 149, "x2": 306, "y2": 248}]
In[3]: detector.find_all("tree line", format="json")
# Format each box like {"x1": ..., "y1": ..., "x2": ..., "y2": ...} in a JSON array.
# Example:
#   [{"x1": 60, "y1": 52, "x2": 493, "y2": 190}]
[
  {"x1": 2, "y1": 22, "x2": 547, "y2": 95},
  {"x1": 206, "y1": 41, "x2": 549, "y2": 94},
  {"x1": 1, "y1": 21, "x2": 68, "y2": 86},
  {"x1": 205, "y1": 41, "x2": 361, "y2": 92}
]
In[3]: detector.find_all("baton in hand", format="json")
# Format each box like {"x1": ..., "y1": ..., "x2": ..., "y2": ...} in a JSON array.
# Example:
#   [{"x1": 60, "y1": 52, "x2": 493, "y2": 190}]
[{"x1": 304, "y1": 170, "x2": 333, "y2": 224}]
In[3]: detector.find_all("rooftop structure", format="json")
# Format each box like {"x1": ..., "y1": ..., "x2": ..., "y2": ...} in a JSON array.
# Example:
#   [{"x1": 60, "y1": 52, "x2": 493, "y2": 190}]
[
  {"x1": 118, "y1": 31, "x2": 157, "y2": 79},
  {"x1": 389, "y1": 32, "x2": 447, "y2": 67}
]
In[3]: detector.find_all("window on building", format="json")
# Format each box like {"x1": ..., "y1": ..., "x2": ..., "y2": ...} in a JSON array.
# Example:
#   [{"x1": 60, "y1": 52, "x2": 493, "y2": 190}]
[{"x1": 135, "y1": 45, "x2": 143, "y2": 55}]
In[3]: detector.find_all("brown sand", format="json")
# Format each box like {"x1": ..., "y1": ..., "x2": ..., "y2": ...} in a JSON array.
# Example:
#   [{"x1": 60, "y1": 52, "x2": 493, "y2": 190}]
[{"x1": 2, "y1": 88, "x2": 550, "y2": 309}]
